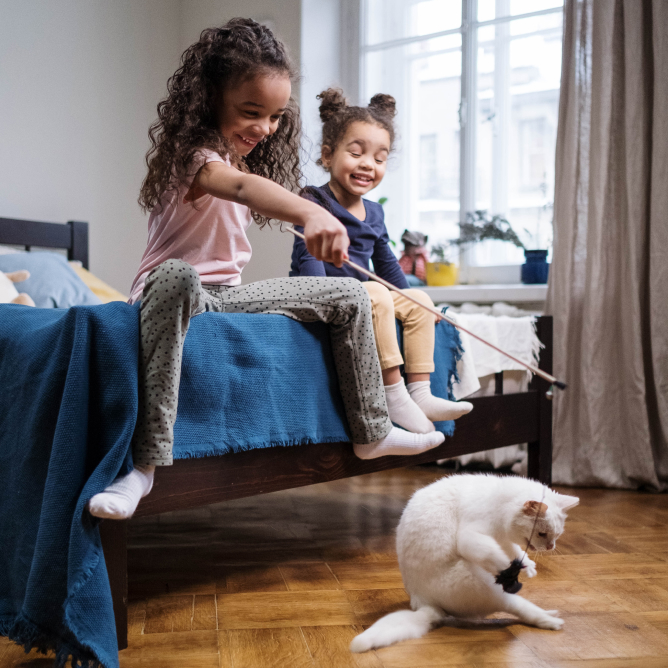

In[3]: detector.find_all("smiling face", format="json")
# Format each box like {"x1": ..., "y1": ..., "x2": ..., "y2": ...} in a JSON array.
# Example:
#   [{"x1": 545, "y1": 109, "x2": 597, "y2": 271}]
[
  {"x1": 218, "y1": 73, "x2": 292, "y2": 156},
  {"x1": 322, "y1": 121, "x2": 391, "y2": 199}
]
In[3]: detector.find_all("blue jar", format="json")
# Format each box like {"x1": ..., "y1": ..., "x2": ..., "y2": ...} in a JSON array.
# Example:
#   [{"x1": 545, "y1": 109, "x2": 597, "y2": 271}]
[{"x1": 521, "y1": 250, "x2": 549, "y2": 284}]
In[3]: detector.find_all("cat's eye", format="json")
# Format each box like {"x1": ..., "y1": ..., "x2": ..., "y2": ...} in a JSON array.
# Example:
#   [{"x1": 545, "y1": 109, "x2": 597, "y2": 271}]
[{"x1": 538, "y1": 532, "x2": 548, "y2": 538}]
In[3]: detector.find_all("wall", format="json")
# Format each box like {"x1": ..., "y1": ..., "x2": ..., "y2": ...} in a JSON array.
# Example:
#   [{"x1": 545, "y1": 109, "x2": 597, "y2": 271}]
[
  {"x1": 0, "y1": 0, "x2": 181, "y2": 293},
  {"x1": 300, "y1": 0, "x2": 342, "y2": 187},
  {"x1": 180, "y1": 0, "x2": 302, "y2": 284}
]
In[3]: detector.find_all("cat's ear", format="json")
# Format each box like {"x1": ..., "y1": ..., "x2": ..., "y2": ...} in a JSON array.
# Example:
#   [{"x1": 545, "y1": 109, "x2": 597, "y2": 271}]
[
  {"x1": 553, "y1": 493, "x2": 579, "y2": 512},
  {"x1": 523, "y1": 500, "x2": 548, "y2": 517}
]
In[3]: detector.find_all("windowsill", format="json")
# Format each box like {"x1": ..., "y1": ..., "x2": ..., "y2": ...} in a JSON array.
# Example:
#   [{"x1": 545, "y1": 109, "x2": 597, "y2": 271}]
[{"x1": 421, "y1": 284, "x2": 547, "y2": 304}]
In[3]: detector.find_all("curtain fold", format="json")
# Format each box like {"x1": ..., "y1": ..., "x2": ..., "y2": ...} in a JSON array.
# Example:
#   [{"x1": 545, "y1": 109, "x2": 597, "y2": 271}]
[{"x1": 546, "y1": 0, "x2": 668, "y2": 490}]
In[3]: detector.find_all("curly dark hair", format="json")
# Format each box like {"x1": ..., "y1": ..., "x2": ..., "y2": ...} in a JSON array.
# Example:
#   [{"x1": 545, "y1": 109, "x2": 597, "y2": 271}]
[
  {"x1": 139, "y1": 18, "x2": 302, "y2": 226},
  {"x1": 316, "y1": 88, "x2": 397, "y2": 169}
]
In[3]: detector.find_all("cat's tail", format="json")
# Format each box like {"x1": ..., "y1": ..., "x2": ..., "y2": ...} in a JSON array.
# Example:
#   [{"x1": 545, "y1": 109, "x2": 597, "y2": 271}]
[{"x1": 350, "y1": 606, "x2": 443, "y2": 653}]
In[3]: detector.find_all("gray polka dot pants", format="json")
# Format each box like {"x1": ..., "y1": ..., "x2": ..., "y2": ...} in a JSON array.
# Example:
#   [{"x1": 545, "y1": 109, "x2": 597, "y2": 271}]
[{"x1": 131, "y1": 259, "x2": 393, "y2": 466}]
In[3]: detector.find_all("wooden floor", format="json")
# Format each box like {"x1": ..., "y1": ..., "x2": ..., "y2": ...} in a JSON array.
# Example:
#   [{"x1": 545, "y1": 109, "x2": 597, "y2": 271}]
[{"x1": 3, "y1": 466, "x2": 668, "y2": 667}]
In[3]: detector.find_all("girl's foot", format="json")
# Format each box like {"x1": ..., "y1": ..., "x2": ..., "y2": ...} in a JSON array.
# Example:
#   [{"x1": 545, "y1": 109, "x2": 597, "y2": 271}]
[
  {"x1": 353, "y1": 427, "x2": 445, "y2": 459},
  {"x1": 88, "y1": 465, "x2": 155, "y2": 520},
  {"x1": 384, "y1": 380, "x2": 435, "y2": 433},
  {"x1": 407, "y1": 380, "x2": 473, "y2": 421}
]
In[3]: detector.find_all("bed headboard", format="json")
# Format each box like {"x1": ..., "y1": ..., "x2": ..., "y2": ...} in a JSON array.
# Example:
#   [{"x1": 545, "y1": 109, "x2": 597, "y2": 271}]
[{"x1": 0, "y1": 217, "x2": 89, "y2": 269}]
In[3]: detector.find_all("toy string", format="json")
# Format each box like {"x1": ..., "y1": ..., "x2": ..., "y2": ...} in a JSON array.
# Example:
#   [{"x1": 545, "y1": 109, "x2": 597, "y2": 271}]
[
  {"x1": 285, "y1": 226, "x2": 566, "y2": 390},
  {"x1": 522, "y1": 484, "x2": 547, "y2": 564},
  {"x1": 495, "y1": 485, "x2": 547, "y2": 594}
]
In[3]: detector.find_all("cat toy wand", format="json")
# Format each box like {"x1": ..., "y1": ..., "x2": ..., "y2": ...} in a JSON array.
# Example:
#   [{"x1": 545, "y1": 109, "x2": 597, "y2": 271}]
[{"x1": 285, "y1": 226, "x2": 567, "y2": 395}]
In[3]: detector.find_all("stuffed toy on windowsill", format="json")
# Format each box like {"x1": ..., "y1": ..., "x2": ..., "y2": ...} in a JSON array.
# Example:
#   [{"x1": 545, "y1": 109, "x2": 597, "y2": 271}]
[
  {"x1": 398, "y1": 230, "x2": 429, "y2": 287},
  {"x1": 0, "y1": 270, "x2": 36, "y2": 306}
]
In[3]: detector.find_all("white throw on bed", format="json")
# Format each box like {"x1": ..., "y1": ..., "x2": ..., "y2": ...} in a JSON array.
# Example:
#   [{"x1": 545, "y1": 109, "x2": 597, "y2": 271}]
[{"x1": 444, "y1": 309, "x2": 542, "y2": 471}]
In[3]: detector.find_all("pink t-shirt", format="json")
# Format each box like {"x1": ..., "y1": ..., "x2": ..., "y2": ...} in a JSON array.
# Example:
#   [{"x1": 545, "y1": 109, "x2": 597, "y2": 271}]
[{"x1": 129, "y1": 150, "x2": 252, "y2": 304}]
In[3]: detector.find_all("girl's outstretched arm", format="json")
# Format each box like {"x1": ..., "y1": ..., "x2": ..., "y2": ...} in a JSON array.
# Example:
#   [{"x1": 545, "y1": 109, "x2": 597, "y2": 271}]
[{"x1": 195, "y1": 162, "x2": 349, "y2": 267}]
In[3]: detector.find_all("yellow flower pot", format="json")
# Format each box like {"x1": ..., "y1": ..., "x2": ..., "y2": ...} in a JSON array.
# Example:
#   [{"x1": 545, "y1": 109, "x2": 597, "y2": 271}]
[{"x1": 426, "y1": 262, "x2": 458, "y2": 286}]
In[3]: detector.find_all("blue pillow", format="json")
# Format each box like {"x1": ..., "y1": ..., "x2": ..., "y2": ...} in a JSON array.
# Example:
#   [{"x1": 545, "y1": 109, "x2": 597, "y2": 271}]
[{"x1": 0, "y1": 252, "x2": 102, "y2": 308}]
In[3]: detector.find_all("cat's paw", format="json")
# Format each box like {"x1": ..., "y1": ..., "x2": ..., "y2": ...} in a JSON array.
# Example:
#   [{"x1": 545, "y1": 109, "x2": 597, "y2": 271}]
[
  {"x1": 522, "y1": 558, "x2": 537, "y2": 578},
  {"x1": 535, "y1": 613, "x2": 564, "y2": 630}
]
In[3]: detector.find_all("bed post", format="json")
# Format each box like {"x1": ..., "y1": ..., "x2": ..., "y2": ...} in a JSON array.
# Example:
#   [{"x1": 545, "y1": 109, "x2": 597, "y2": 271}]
[
  {"x1": 67, "y1": 220, "x2": 89, "y2": 269},
  {"x1": 527, "y1": 315, "x2": 553, "y2": 485},
  {"x1": 100, "y1": 520, "x2": 128, "y2": 651}
]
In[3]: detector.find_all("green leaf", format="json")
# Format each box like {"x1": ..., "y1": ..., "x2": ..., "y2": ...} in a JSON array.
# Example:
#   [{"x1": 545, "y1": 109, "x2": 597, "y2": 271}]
[{"x1": 450, "y1": 210, "x2": 525, "y2": 249}]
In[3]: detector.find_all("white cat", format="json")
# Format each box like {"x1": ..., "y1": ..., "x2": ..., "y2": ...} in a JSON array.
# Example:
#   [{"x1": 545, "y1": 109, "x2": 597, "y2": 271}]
[{"x1": 350, "y1": 474, "x2": 579, "y2": 653}]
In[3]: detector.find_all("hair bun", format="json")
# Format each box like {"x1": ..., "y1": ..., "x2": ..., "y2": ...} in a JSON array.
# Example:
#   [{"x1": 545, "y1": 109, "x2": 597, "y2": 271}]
[
  {"x1": 369, "y1": 93, "x2": 397, "y2": 118},
  {"x1": 317, "y1": 88, "x2": 347, "y2": 122}
]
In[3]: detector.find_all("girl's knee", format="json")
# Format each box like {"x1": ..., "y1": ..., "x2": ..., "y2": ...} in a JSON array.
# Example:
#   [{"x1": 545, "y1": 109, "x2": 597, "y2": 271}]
[
  {"x1": 339, "y1": 278, "x2": 369, "y2": 303},
  {"x1": 363, "y1": 281, "x2": 393, "y2": 308},
  {"x1": 405, "y1": 288, "x2": 434, "y2": 308},
  {"x1": 147, "y1": 260, "x2": 201, "y2": 297}
]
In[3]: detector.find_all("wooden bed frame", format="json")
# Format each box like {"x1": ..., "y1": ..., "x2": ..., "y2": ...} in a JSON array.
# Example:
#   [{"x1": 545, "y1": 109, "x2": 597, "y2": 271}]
[{"x1": 0, "y1": 216, "x2": 554, "y2": 652}]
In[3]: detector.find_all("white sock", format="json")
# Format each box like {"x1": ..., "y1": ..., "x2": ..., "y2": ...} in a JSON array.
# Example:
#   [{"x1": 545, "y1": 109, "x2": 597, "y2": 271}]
[
  {"x1": 407, "y1": 380, "x2": 473, "y2": 422},
  {"x1": 88, "y1": 466, "x2": 155, "y2": 520},
  {"x1": 384, "y1": 380, "x2": 435, "y2": 433},
  {"x1": 353, "y1": 427, "x2": 445, "y2": 459}
]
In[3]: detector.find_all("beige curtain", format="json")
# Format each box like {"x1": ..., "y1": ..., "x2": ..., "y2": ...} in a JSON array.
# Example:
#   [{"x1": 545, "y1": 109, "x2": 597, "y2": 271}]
[{"x1": 546, "y1": 0, "x2": 668, "y2": 490}]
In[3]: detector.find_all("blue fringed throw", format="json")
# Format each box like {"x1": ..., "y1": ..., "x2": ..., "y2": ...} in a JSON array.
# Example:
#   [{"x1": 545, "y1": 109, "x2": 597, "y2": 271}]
[{"x1": 0, "y1": 304, "x2": 138, "y2": 668}]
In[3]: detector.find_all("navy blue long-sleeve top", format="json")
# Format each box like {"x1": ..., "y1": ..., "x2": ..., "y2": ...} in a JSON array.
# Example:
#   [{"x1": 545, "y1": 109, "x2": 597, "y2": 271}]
[{"x1": 289, "y1": 184, "x2": 409, "y2": 289}]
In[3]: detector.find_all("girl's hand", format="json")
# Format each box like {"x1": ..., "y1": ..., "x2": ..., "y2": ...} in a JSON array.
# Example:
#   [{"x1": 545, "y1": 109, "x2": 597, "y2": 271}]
[{"x1": 302, "y1": 210, "x2": 350, "y2": 268}]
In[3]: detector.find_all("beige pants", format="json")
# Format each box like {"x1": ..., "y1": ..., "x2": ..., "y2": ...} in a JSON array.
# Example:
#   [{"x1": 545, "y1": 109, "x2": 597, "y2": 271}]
[{"x1": 364, "y1": 281, "x2": 437, "y2": 374}]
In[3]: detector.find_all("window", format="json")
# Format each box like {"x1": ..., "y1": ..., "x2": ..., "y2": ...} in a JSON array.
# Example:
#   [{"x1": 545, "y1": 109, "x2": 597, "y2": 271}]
[{"x1": 361, "y1": 0, "x2": 563, "y2": 267}]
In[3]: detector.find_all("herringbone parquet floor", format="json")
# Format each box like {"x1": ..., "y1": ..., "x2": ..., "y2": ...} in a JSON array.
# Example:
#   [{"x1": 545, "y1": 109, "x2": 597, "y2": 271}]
[{"x1": 3, "y1": 465, "x2": 668, "y2": 667}]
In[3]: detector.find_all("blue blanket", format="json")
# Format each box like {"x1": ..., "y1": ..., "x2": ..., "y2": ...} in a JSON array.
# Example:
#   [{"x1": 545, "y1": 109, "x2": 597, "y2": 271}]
[
  {"x1": 173, "y1": 310, "x2": 461, "y2": 457},
  {"x1": 0, "y1": 302, "x2": 461, "y2": 667},
  {"x1": 0, "y1": 304, "x2": 137, "y2": 668}
]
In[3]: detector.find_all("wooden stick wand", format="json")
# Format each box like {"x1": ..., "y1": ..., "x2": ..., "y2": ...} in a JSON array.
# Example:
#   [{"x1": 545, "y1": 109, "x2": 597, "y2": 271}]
[{"x1": 285, "y1": 226, "x2": 566, "y2": 392}]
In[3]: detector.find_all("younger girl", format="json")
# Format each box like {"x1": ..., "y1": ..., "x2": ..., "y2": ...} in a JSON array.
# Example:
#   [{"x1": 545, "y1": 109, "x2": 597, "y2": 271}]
[
  {"x1": 88, "y1": 20, "x2": 444, "y2": 520},
  {"x1": 290, "y1": 89, "x2": 473, "y2": 434}
]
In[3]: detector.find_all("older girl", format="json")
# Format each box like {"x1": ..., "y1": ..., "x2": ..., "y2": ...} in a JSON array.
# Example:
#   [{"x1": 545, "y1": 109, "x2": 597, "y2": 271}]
[{"x1": 88, "y1": 21, "x2": 444, "y2": 520}]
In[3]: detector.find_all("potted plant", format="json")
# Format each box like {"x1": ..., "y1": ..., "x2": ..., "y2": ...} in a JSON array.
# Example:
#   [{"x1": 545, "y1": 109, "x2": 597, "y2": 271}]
[
  {"x1": 520, "y1": 200, "x2": 552, "y2": 284},
  {"x1": 450, "y1": 211, "x2": 549, "y2": 284},
  {"x1": 451, "y1": 210, "x2": 525, "y2": 249},
  {"x1": 426, "y1": 242, "x2": 458, "y2": 286},
  {"x1": 520, "y1": 249, "x2": 550, "y2": 284}
]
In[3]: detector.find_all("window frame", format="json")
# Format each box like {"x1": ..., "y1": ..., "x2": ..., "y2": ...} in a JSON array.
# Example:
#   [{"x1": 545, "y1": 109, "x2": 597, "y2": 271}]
[{"x1": 355, "y1": 0, "x2": 564, "y2": 273}]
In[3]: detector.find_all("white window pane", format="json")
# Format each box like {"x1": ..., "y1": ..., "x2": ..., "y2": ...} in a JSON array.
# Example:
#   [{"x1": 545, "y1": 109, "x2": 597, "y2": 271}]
[
  {"x1": 365, "y1": 0, "x2": 461, "y2": 47},
  {"x1": 363, "y1": 38, "x2": 462, "y2": 247},
  {"x1": 471, "y1": 10, "x2": 561, "y2": 265},
  {"x1": 474, "y1": 25, "x2": 494, "y2": 215},
  {"x1": 478, "y1": 0, "x2": 496, "y2": 22},
  {"x1": 508, "y1": 19, "x2": 561, "y2": 252},
  {"x1": 478, "y1": 0, "x2": 563, "y2": 22},
  {"x1": 510, "y1": 11, "x2": 563, "y2": 36},
  {"x1": 359, "y1": 0, "x2": 562, "y2": 268}
]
